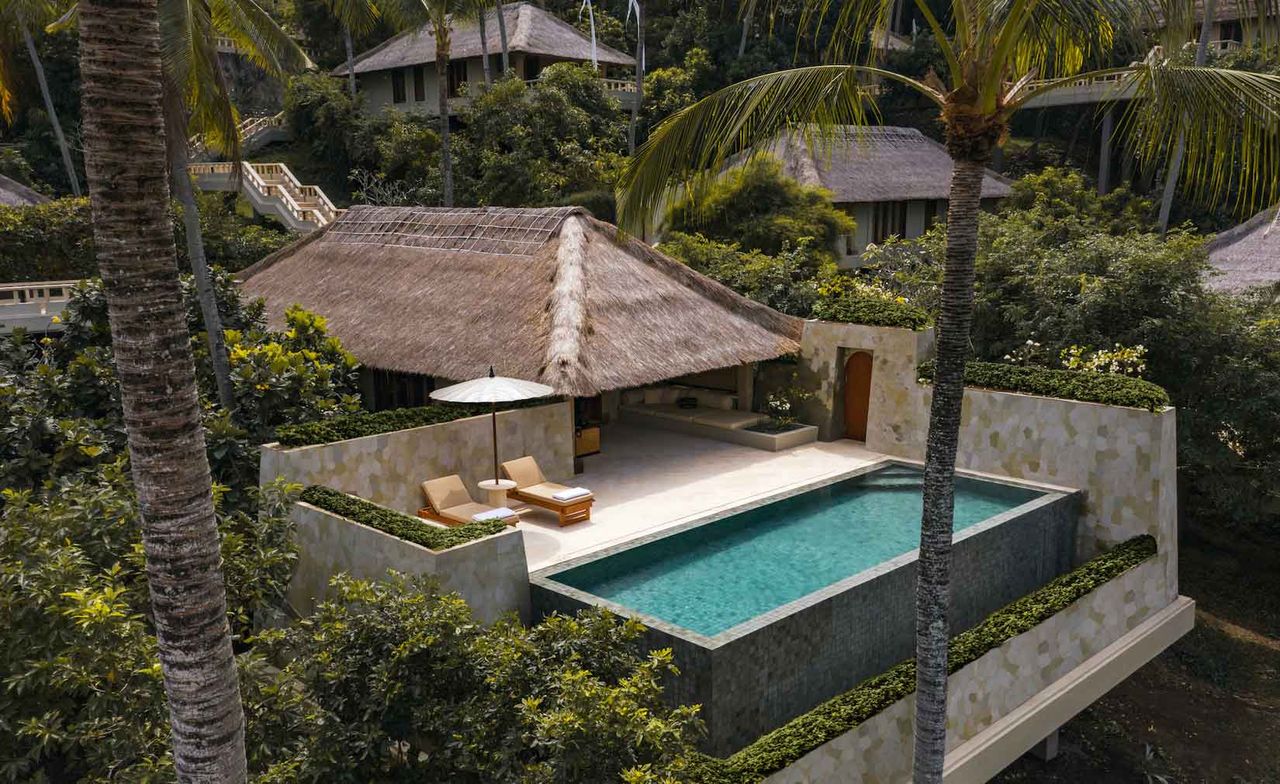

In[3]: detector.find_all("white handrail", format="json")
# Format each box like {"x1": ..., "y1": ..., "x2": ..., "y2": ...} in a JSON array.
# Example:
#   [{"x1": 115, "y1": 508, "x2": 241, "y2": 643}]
[{"x1": 189, "y1": 160, "x2": 339, "y2": 228}]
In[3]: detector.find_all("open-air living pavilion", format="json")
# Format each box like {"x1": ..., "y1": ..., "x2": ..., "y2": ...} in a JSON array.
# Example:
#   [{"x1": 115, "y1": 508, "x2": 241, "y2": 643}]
[{"x1": 239, "y1": 205, "x2": 883, "y2": 564}]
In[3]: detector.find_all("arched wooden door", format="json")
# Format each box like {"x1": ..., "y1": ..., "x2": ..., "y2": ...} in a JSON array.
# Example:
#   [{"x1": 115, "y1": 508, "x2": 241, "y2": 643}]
[{"x1": 844, "y1": 351, "x2": 873, "y2": 441}]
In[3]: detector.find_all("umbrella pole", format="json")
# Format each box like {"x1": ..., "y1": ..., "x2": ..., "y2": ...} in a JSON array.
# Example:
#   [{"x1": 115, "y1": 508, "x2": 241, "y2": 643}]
[{"x1": 491, "y1": 403, "x2": 499, "y2": 484}]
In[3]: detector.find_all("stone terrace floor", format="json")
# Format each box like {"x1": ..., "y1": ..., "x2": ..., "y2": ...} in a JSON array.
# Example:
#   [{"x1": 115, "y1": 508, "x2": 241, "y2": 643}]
[{"x1": 518, "y1": 423, "x2": 884, "y2": 571}]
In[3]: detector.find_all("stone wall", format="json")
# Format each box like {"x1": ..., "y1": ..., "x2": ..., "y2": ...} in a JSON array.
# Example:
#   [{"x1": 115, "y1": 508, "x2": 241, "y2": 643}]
[
  {"x1": 260, "y1": 402, "x2": 575, "y2": 516},
  {"x1": 762, "y1": 557, "x2": 1168, "y2": 783},
  {"x1": 287, "y1": 501, "x2": 530, "y2": 623},
  {"x1": 793, "y1": 320, "x2": 1178, "y2": 599}
]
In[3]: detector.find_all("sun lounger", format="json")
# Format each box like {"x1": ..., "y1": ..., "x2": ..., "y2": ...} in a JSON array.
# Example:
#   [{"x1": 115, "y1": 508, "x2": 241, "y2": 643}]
[
  {"x1": 418, "y1": 475, "x2": 519, "y2": 527},
  {"x1": 500, "y1": 456, "x2": 594, "y2": 526}
]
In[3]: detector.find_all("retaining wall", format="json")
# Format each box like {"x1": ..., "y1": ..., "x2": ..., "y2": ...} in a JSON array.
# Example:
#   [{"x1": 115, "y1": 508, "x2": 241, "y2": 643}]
[
  {"x1": 260, "y1": 401, "x2": 574, "y2": 515},
  {"x1": 287, "y1": 501, "x2": 530, "y2": 623},
  {"x1": 762, "y1": 557, "x2": 1169, "y2": 783}
]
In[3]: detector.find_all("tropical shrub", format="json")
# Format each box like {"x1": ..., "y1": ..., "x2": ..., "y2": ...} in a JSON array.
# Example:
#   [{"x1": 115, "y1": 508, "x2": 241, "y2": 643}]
[
  {"x1": 251, "y1": 574, "x2": 704, "y2": 782},
  {"x1": 453, "y1": 65, "x2": 628, "y2": 207},
  {"x1": 811, "y1": 274, "x2": 930, "y2": 329},
  {"x1": 0, "y1": 467, "x2": 299, "y2": 781},
  {"x1": 0, "y1": 193, "x2": 294, "y2": 283},
  {"x1": 665, "y1": 155, "x2": 854, "y2": 260},
  {"x1": 660, "y1": 232, "x2": 833, "y2": 317}
]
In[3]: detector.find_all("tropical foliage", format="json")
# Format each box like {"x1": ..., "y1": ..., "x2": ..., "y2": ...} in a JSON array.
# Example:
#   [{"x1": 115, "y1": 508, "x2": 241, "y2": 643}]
[{"x1": 0, "y1": 194, "x2": 295, "y2": 283}]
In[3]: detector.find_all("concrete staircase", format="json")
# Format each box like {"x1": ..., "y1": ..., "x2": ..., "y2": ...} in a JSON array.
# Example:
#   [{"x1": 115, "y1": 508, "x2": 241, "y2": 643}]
[
  {"x1": 189, "y1": 160, "x2": 339, "y2": 232},
  {"x1": 189, "y1": 112, "x2": 291, "y2": 160}
]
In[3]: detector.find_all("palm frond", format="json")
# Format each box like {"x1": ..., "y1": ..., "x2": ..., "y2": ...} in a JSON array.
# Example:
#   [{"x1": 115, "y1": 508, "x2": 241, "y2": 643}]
[
  {"x1": 212, "y1": 0, "x2": 312, "y2": 76},
  {"x1": 0, "y1": 22, "x2": 19, "y2": 124},
  {"x1": 616, "y1": 65, "x2": 938, "y2": 234},
  {"x1": 1121, "y1": 63, "x2": 1280, "y2": 214},
  {"x1": 324, "y1": 0, "x2": 380, "y2": 34},
  {"x1": 992, "y1": 0, "x2": 1136, "y2": 80},
  {"x1": 159, "y1": 0, "x2": 240, "y2": 159}
]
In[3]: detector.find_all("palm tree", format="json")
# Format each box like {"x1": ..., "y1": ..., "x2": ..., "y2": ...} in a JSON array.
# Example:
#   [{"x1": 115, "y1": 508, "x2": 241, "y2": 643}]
[
  {"x1": 625, "y1": 0, "x2": 643, "y2": 153},
  {"x1": 477, "y1": 1, "x2": 491, "y2": 86},
  {"x1": 156, "y1": 0, "x2": 309, "y2": 411},
  {"x1": 616, "y1": 1, "x2": 1280, "y2": 779},
  {"x1": 0, "y1": 0, "x2": 82, "y2": 195},
  {"x1": 323, "y1": 0, "x2": 379, "y2": 96},
  {"x1": 76, "y1": 0, "x2": 245, "y2": 776}
]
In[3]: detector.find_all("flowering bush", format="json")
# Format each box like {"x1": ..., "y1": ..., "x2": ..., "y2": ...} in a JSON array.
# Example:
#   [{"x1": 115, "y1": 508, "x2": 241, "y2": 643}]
[{"x1": 1060, "y1": 343, "x2": 1149, "y2": 378}]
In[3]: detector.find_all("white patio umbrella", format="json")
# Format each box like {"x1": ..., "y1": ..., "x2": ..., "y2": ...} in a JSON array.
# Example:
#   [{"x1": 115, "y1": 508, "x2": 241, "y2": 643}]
[{"x1": 430, "y1": 367, "x2": 555, "y2": 484}]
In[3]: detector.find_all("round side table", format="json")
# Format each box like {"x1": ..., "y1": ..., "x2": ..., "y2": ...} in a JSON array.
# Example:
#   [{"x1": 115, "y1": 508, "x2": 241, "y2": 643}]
[{"x1": 477, "y1": 478, "x2": 517, "y2": 507}]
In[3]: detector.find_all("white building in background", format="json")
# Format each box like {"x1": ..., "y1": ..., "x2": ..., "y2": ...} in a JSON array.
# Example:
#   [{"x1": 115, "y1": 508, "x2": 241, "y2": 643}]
[
  {"x1": 764, "y1": 127, "x2": 1013, "y2": 267},
  {"x1": 333, "y1": 1, "x2": 636, "y2": 115}
]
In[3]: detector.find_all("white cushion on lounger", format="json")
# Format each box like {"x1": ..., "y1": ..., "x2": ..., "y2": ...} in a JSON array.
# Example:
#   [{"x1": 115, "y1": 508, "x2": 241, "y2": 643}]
[
  {"x1": 552, "y1": 487, "x2": 591, "y2": 501},
  {"x1": 472, "y1": 507, "x2": 516, "y2": 522}
]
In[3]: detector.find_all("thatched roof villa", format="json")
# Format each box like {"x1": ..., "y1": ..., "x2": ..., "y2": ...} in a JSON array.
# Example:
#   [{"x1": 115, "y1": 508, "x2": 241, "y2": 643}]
[
  {"x1": 334, "y1": 2, "x2": 636, "y2": 115},
  {"x1": 239, "y1": 206, "x2": 803, "y2": 412},
  {"x1": 1206, "y1": 205, "x2": 1280, "y2": 293},
  {"x1": 763, "y1": 126, "x2": 1012, "y2": 266}
]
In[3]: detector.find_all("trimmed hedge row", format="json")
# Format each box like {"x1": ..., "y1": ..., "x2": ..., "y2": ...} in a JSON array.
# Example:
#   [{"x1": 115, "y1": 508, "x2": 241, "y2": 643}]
[
  {"x1": 298, "y1": 485, "x2": 508, "y2": 550},
  {"x1": 693, "y1": 534, "x2": 1159, "y2": 783},
  {"x1": 276, "y1": 398, "x2": 557, "y2": 447},
  {"x1": 918, "y1": 360, "x2": 1170, "y2": 412}
]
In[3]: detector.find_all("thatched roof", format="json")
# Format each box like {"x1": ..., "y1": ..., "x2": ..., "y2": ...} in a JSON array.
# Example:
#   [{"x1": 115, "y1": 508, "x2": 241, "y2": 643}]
[
  {"x1": 238, "y1": 206, "x2": 803, "y2": 396},
  {"x1": 765, "y1": 127, "x2": 1012, "y2": 204},
  {"x1": 333, "y1": 2, "x2": 634, "y2": 76},
  {"x1": 0, "y1": 174, "x2": 48, "y2": 207},
  {"x1": 1206, "y1": 205, "x2": 1280, "y2": 292}
]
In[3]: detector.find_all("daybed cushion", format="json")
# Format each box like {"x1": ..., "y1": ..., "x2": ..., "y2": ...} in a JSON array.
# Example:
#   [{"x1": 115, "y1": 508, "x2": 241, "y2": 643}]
[
  {"x1": 690, "y1": 409, "x2": 765, "y2": 430},
  {"x1": 521, "y1": 482, "x2": 594, "y2": 504},
  {"x1": 441, "y1": 502, "x2": 515, "y2": 524},
  {"x1": 423, "y1": 476, "x2": 472, "y2": 511},
  {"x1": 502, "y1": 456, "x2": 546, "y2": 488},
  {"x1": 693, "y1": 389, "x2": 736, "y2": 410},
  {"x1": 636, "y1": 404, "x2": 698, "y2": 422}
]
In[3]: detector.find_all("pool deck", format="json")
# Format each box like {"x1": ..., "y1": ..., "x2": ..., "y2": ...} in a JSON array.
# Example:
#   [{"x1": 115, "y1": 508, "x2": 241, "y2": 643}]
[{"x1": 518, "y1": 423, "x2": 884, "y2": 571}]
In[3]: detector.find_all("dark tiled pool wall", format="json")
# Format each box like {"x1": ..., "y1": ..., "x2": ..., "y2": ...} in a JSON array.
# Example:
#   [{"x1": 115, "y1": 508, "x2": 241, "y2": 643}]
[{"x1": 531, "y1": 487, "x2": 1080, "y2": 755}]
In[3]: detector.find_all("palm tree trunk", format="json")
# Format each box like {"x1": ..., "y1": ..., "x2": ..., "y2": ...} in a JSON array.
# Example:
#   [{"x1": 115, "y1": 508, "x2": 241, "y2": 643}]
[
  {"x1": 1158, "y1": 0, "x2": 1216, "y2": 232},
  {"x1": 436, "y1": 28, "x2": 454, "y2": 206},
  {"x1": 737, "y1": 0, "x2": 757, "y2": 58},
  {"x1": 912, "y1": 157, "x2": 986, "y2": 784},
  {"x1": 628, "y1": 0, "x2": 644, "y2": 154},
  {"x1": 479, "y1": 10, "x2": 492, "y2": 86},
  {"x1": 343, "y1": 24, "x2": 358, "y2": 97},
  {"x1": 169, "y1": 134, "x2": 236, "y2": 411},
  {"x1": 19, "y1": 15, "x2": 82, "y2": 197},
  {"x1": 77, "y1": 0, "x2": 246, "y2": 778},
  {"x1": 494, "y1": 0, "x2": 510, "y2": 74}
]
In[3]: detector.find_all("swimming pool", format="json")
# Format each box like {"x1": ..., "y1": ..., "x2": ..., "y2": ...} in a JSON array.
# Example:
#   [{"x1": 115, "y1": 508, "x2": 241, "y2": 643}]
[
  {"x1": 531, "y1": 460, "x2": 1080, "y2": 754},
  {"x1": 551, "y1": 463, "x2": 1040, "y2": 636}
]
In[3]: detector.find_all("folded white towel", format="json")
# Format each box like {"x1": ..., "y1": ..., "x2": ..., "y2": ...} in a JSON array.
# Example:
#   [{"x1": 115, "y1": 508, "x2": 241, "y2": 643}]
[
  {"x1": 472, "y1": 507, "x2": 515, "y2": 522},
  {"x1": 552, "y1": 487, "x2": 591, "y2": 502}
]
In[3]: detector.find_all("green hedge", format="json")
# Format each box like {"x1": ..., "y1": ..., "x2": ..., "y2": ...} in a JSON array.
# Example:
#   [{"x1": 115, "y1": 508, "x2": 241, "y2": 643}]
[
  {"x1": 299, "y1": 485, "x2": 508, "y2": 550},
  {"x1": 276, "y1": 399, "x2": 557, "y2": 447},
  {"x1": 0, "y1": 198, "x2": 97, "y2": 283},
  {"x1": 917, "y1": 360, "x2": 1170, "y2": 412},
  {"x1": 810, "y1": 275, "x2": 930, "y2": 330},
  {"x1": 693, "y1": 534, "x2": 1158, "y2": 783}
]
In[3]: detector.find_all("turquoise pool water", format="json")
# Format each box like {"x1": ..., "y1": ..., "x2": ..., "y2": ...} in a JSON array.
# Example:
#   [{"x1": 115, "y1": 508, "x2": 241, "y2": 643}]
[{"x1": 551, "y1": 464, "x2": 1043, "y2": 637}]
